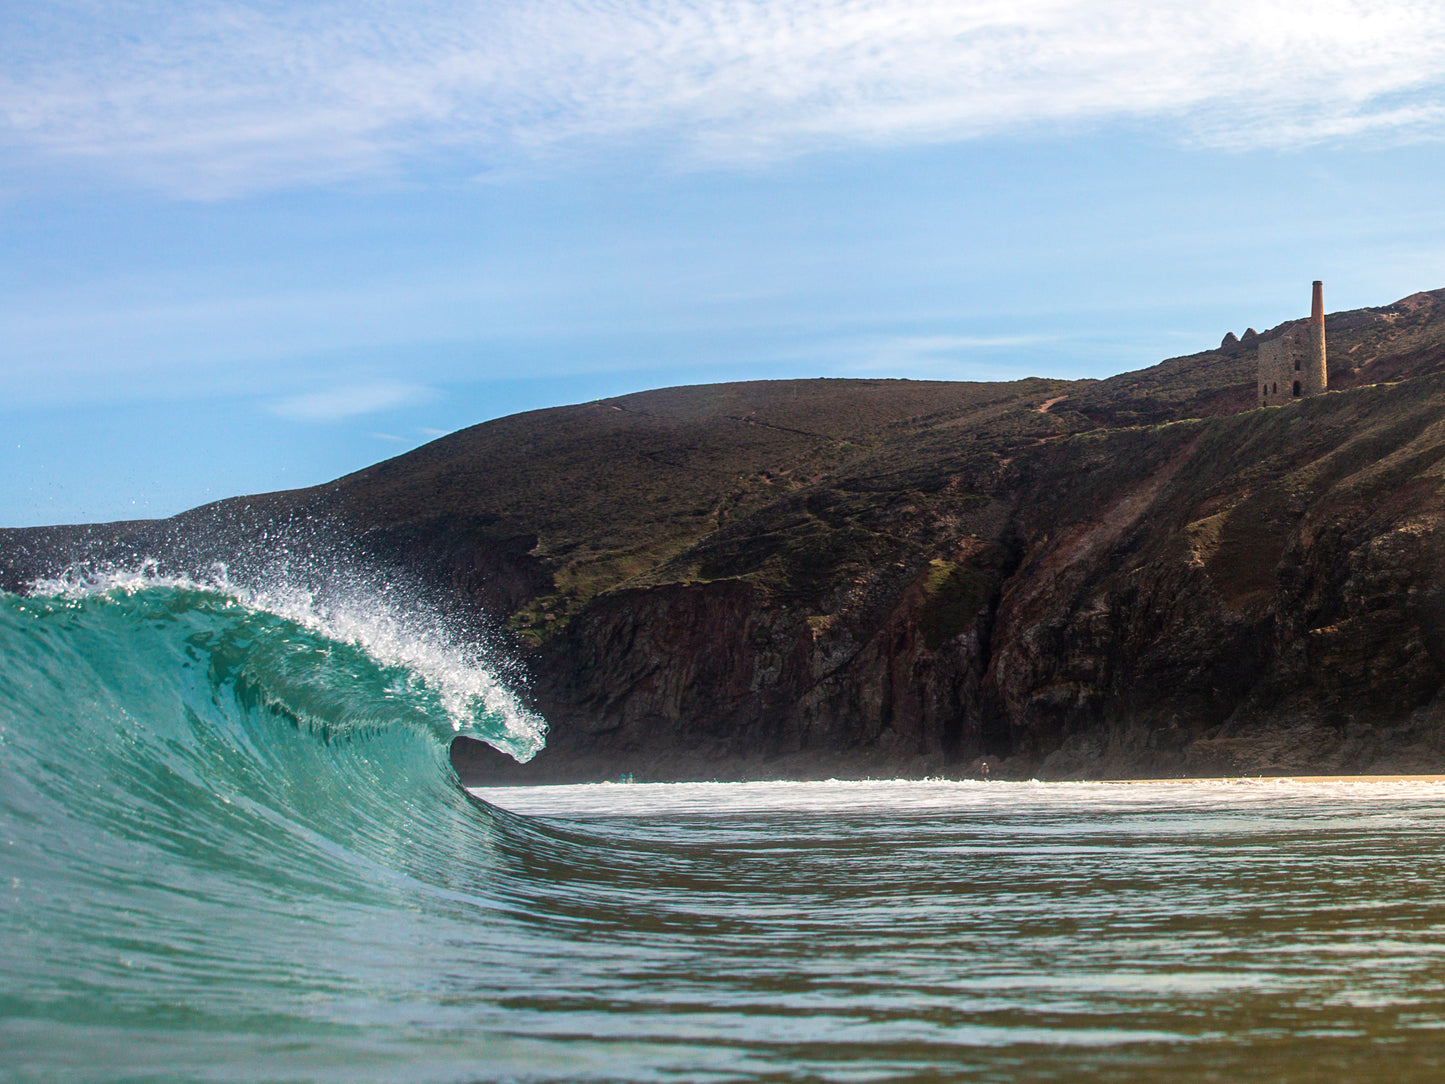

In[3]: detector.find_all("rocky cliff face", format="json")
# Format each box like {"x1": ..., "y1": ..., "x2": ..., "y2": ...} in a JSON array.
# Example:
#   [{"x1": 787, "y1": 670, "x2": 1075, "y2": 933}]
[
  {"x1": 485, "y1": 373, "x2": 1445, "y2": 782},
  {"x1": 8, "y1": 290, "x2": 1445, "y2": 781}
]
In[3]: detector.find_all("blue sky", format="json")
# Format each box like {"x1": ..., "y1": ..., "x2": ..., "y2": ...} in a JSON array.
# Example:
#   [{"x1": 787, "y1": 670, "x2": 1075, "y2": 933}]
[{"x1": 5, "y1": 1, "x2": 1445, "y2": 525}]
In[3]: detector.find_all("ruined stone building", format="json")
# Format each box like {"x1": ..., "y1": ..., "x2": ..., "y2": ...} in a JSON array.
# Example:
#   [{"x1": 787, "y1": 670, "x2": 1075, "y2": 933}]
[{"x1": 1259, "y1": 281, "x2": 1326, "y2": 407}]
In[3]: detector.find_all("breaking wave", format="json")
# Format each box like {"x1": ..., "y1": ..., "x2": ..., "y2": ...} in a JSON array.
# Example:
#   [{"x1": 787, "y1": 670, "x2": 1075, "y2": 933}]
[{"x1": 0, "y1": 571, "x2": 565, "y2": 1078}]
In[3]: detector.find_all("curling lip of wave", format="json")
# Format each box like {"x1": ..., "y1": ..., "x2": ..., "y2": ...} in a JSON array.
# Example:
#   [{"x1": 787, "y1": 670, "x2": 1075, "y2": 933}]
[{"x1": 25, "y1": 563, "x2": 547, "y2": 760}]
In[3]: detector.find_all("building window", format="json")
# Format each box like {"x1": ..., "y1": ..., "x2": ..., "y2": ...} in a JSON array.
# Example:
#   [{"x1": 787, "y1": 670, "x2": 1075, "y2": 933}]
[
  {"x1": 1272, "y1": 383, "x2": 1277, "y2": 394},
  {"x1": 1295, "y1": 357, "x2": 1301, "y2": 371},
  {"x1": 1292, "y1": 380, "x2": 1301, "y2": 397}
]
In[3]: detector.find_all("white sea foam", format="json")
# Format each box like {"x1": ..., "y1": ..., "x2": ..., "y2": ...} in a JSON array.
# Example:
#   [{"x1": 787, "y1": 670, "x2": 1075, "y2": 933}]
[
  {"x1": 31, "y1": 560, "x2": 547, "y2": 760},
  {"x1": 472, "y1": 775, "x2": 1445, "y2": 818}
]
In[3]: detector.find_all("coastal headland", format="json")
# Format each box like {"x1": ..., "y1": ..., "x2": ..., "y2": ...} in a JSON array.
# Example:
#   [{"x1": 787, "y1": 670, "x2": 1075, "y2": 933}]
[{"x1": 8, "y1": 288, "x2": 1445, "y2": 782}]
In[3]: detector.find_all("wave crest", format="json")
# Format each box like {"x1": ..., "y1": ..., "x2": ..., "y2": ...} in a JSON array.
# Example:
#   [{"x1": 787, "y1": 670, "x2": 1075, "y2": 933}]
[{"x1": 24, "y1": 560, "x2": 546, "y2": 761}]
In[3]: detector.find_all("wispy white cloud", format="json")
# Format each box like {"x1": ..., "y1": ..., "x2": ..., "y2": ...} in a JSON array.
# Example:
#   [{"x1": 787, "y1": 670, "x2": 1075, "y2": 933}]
[
  {"x1": 269, "y1": 380, "x2": 433, "y2": 421},
  {"x1": 4, "y1": 1, "x2": 1445, "y2": 195}
]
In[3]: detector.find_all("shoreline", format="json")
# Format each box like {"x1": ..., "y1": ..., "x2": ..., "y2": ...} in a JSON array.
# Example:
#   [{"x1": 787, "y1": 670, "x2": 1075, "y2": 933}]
[
  {"x1": 468, "y1": 773, "x2": 1445, "y2": 816},
  {"x1": 1105, "y1": 774, "x2": 1445, "y2": 784},
  {"x1": 465, "y1": 774, "x2": 1445, "y2": 815},
  {"x1": 471, "y1": 773, "x2": 1445, "y2": 790}
]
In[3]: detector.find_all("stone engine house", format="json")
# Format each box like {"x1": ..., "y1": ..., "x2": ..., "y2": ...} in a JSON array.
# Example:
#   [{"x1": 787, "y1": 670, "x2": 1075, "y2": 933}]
[{"x1": 1259, "y1": 280, "x2": 1327, "y2": 407}]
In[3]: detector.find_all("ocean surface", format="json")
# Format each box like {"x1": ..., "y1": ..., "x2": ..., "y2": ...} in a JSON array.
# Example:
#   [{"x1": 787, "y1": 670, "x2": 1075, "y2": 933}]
[{"x1": 7, "y1": 574, "x2": 1445, "y2": 1081}]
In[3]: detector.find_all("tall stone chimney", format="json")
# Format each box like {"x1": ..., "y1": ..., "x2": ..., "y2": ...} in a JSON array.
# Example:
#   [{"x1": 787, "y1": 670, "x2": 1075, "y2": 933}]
[
  {"x1": 1304, "y1": 280, "x2": 1328, "y2": 396},
  {"x1": 1258, "y1": 280, "x2": 1328, "y2": 406}
]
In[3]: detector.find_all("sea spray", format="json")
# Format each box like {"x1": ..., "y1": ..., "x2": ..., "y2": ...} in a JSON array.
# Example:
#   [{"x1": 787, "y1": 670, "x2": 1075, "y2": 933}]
[{"x1": 27, "y1": 558, "x2": 545, "y2": 760}]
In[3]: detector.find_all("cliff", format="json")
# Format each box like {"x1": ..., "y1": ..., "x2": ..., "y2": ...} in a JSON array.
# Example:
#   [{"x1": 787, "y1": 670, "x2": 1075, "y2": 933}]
[{"x1": 8, "y1": 289, "x2": 1445, "y2": 781}]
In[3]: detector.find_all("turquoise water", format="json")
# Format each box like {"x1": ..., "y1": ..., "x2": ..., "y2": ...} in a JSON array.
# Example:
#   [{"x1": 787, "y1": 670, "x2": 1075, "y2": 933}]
[{"x1": 7, "y1": 577, "x2": 1445, "y2": 1081}]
